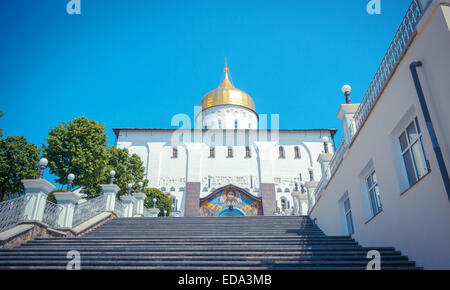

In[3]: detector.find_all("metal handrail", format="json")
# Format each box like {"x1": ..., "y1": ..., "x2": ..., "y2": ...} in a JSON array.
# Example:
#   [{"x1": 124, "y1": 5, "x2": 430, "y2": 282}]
[
  {"x1": 42, "y1": 200, "x2": 63, "y2": 228},
  {"x1": 354, "y1": 0, "x2": 424, "y2": 132},
  {"x1": 0, "y1": 195, "x2": 31, "y2": 232}
]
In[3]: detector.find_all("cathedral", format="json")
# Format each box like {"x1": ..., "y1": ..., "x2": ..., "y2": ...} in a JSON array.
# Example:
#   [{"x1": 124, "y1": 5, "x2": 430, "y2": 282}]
[{"x1": 113, "y1": 64, "x2": 336, "y2": 217}]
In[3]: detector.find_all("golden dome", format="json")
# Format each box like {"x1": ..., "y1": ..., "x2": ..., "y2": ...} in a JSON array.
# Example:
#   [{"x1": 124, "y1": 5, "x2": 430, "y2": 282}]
[{"x1": 200, "y1": 66, "x2": 256, "y2": 112}]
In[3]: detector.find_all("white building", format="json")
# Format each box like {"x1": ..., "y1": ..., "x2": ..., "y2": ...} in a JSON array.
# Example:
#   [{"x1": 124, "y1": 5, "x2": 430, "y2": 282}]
[
  {"x1": 114, "y1": 65, "x2": 335, "y2": 217},
  {"x1": 309, "y1": 0, "x2": 450, "y2": 269}
]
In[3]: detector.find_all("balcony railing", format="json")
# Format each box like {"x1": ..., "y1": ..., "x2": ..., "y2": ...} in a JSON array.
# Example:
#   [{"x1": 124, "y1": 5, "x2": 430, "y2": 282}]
[{"x1": 353, "y1": 0, "x2": 425, "y2": 132}]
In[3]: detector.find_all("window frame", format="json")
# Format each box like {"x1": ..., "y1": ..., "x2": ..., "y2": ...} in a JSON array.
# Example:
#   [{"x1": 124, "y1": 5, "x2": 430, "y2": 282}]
[
  {"x1": 343, "y1": 197, "x2": 355, "y2": 235},
  {"x1": 398, "y1": 117, "x2": 429, "y2": 187},
  {"x1": 366, "y1": 169, "x2": 382, "y2": 216}
]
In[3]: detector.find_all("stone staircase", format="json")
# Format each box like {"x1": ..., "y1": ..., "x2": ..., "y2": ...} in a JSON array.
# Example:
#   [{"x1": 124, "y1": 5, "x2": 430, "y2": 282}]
[{"x1": 0, "y1": 216, "x2": 420, "y2": 270}]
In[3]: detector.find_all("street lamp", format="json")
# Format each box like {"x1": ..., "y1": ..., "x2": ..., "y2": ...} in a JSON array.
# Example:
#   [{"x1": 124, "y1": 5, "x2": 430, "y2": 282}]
[
  {"x1": 342, "y1": 84, "x2": 352, "y2": 104},
  {"x1": 109, "y1": 170, "x2": 116, "y2": 184},
  {"x1": 138, "y1": 182, "x2": 143, "y2": 193},
  {"x1": 164, "y1": 210, "x2": 167, "y2": 216},
  {"x1": 67, "y1": 173, "x2": 75, "y2": 192},
  {"x1": 37, "y1": 158, "x2": 48, "y2": 179},
  {"x1": 153, "y1": 198, "x2": 157, "y2": 208}
]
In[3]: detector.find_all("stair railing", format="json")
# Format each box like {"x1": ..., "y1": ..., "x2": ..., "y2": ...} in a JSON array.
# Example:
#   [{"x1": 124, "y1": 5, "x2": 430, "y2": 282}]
[
  {"x1": 72, "y1": 195, "x2": 108, "y2": 227},
  {"x1": 0, "y1": 195, "x2": 31, "y2": 232}
]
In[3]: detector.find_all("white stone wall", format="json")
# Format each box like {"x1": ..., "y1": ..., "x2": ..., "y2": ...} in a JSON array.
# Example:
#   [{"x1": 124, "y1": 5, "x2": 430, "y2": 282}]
[
  {"x1": 196, "y1": 105, "x2": 258, "y2": 129},
  {"x1": 310, "y1": 2, "x2": 450, "y2": 269},
  {"x1": 116, "y1": 129, "x2": 333, "y2": 217}
]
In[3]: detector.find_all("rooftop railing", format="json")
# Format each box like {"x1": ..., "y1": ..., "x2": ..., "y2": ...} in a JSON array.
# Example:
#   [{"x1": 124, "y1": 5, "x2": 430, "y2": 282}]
[
  {"x1": 312, "y1": 0, "x2": 430, "y2": 206},
  {"x1": 353, "y1": 0, "x2": 425, "y2": 131}
]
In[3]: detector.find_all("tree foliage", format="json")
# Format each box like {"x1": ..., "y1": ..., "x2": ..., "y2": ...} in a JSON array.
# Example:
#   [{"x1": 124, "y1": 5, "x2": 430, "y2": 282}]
[
  {"x1": 105, "y1": 147, "x2": 148, "y2": 199},
  {"x1": 42, "y1": 116, "x2": 108, "y2": 199},
  {"x1": 143, "y1": 188, "x2": 173, "y2": 217},
  {"x1": 0, "y1": 136, "x2": 40, "y2": 201}
]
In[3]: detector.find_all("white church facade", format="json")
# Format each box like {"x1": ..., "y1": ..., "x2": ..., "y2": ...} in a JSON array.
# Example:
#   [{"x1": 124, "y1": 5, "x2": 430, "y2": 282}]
[{"x1": 114, "y1": 66, "x2": 335, "y2": 217}]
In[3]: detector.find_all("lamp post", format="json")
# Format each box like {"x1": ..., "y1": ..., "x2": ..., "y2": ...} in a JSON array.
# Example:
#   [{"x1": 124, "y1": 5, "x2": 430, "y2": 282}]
[
  {"x1": 300, "y1": 181, "x2": 306, "y2": 194},
  {"x1": 164, "y1": 210, "x2": 167, "y2": 217},
  {"x1": 127, "y1": 183, "x2": 133, "y2": 196},
  {"x1": 322, "y1": 136, "x2": 329, "y2": 153},
  {"x1": 37, "y1": 158, "x2": 48, "y2": 179},
  {"x1": 67, "y1": 173, "x2": 75, "y2": 192},
  {"x1": 138, "y1": 182, "x2": 143, "y2": 193},
  {"x1": 109, "y1": 170, "x2": 116, "y2": 184},
  {"x1": 342, "y1": 84, "x2": 352, "y2": 104},
  {"x1": 153, "y1": 198, "x2": 157, "y2": 208}
]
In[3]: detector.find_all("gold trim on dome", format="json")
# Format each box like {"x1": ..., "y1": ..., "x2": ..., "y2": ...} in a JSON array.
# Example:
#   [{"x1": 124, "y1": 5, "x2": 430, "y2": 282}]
[{"x1": 200, "y1": 65, "x2": 256, "y2": 112}]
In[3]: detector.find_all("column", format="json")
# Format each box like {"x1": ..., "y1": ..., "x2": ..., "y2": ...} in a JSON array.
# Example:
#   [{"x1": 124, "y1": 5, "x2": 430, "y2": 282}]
[
  {"x1": 337, "y1": 104, "x2": 360, "y2": 145},
  {"x1": 101, "y1": 184, "x2": 120, "y2": 212},
  {"x1": 54, "y1": 191, "x2": 81, "y2": 228},
  {"x1": 318, "y1": 153, "x2": 333, "y2": 184},
  {"x1": 184, "y1": 142, "x2": 203, "y2": 217},
  {"x1": 305, "y1": 181, "x2": 320, "y2": 212},
  {"x1": 121, "y1": 196, "x2": 136, "y2": 217},
  {"x1": 133, "y1": 192, "x2": 146, "y2": 216},
  {"x1": 21, "y1": 179, "x2": 55, "y2": 222}
]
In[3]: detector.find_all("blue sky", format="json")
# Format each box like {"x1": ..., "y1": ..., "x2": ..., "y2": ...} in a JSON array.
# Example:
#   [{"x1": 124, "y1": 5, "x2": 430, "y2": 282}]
[{"x1": 1, "y1": 0, "x2": 412, "y2": 149}]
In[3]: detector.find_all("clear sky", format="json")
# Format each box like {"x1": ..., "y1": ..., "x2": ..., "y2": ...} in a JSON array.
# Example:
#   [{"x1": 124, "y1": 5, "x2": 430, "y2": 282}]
[{"x1": 1, "y1": 0, "x2": 412, "y2": 148}]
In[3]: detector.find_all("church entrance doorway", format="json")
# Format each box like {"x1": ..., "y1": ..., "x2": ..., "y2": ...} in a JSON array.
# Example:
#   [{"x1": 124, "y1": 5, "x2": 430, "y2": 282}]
[{"x1": 199, "y1": 184, "x2": 263, "y2": 217}]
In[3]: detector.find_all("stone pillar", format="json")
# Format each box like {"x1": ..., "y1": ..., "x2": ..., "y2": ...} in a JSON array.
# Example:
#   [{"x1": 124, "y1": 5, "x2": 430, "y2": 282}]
[
  {"x1": 54, "y1": 192, "x2": 81, "y2": 228},
  {"x1": 132, "y1": 192, "x2": 146, "y2": 216},
  {"x1": 291, "y1": 191, "x2": 301, "y2": 216},
  {"x1": 21, "y1": 179, "x2": 55, "y2": 222},
  {"x1": 305, "y1": 181, "x2": 320, "y2": 212},
  {"x1": 101, "y1": 184, "x2": 120, "y2": 212},
  {"x1": 121, "y1": 196, "x2": 136, "y2": 217},
  {"x1": 184, "y1": 143, "x2": 203, "y2": 217},
  {"x1": 255, "y1": 141, "x2": 277, "y2": 216},
  {"x1": 337, "y1": 104, "x2": 360, "y2": 145},
  {"x1": 317, "y1": 153, "x2": 333, "y2": 184},
  {"x1": 147, "y1": 207, "x2": 160, "y2": 217}
]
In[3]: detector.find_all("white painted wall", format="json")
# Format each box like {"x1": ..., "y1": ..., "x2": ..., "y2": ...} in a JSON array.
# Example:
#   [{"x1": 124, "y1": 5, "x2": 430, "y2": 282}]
[
  {"x1": 116, "y1": 129, "x2": 334, "y2": 217},
  {"x1": 310, "y1": 2, "x2": 450, "y2": 269}
]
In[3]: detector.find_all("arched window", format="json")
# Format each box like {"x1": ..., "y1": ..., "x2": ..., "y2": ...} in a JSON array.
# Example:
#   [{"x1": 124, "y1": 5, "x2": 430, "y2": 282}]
[
  {"x1": 294, "y1": 146, "x2": 301, "y2": 159},
  {"x1": 209, "y1": 146, "x2": 215, "y2": 158},
  {"x1": 279, "y1": 146, "x2": 285, "y2": 159},
  {"x1": 172, "y1": 146, "x2": 178, "y2": 158},
  {"x1": 227, "y1": 146, "x2": 233, "y2": 158},
  {"x1": 218, "y1": 119, "x2": 222, "y2": 129},
  {"x1": 245, "y1": 146, "x2": 251, "y2": 158}
]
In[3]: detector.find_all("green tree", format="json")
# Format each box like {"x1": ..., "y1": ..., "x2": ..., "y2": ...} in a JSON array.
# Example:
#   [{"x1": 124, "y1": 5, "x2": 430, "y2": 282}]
[
  {"x1": 0, "y1": 136, "x2": 40, "y2": 201},
  {"x1": 105, "y1": 147, "x2": 148, "y2": 199},
  {"x1": 143, "y1": 188, "x2": 173, "y2": 217},
  {"x1": 42, "y1": 116, "x2": 108, "y2": 199}
]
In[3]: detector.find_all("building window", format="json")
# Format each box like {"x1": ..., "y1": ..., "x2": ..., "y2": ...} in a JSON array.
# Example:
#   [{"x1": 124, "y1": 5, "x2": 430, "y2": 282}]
[
  {"x1": 343, "y1": 197, "x2": 354, "y2": 235},
  {"x1": 218, "y1": 119, "x2": 222, "y2": 129},
  {"x1": 172, "y1": 147, "x2": 178, "y2": 158},
  {"x1": 245, "y1": 146, "x2": 251, "y2": 158},
  {"x1": 294, "y1": 146, "x2": 301, "y2": 159},
  {"x1": 366, "y1": 170, "x2": 382, "y2": 216},
  {"x1": 209, "y1": 146, "x2": 215, "y2": 158},
  {"x1": 279, "y1": 146, "x2": 285, "y2": 159},
  {"x1": 227, "y1": 146, "x2": 233, "y2": 158},
  {"x1": 234, "y1": 120, "x2": 238, "y2": 129},
  {"x1": 399, "y1": 118, "x2": 429, "y2": 186}
]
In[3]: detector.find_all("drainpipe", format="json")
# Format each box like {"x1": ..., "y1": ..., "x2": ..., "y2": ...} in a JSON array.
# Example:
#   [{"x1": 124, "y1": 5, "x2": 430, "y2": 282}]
[{"x1": 410, "y1": 61, "x2": 450, "y2": 203}]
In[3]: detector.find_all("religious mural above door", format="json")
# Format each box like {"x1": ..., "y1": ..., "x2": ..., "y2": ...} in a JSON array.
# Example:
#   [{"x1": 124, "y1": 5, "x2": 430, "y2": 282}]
[{"x1": 199, "y1": 185, "x2": 263, "y2": 217}]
